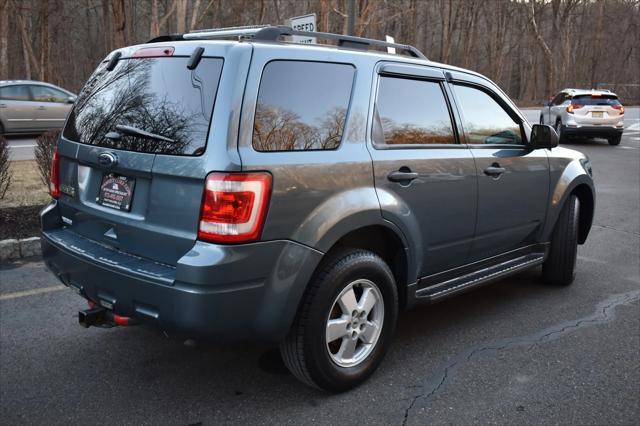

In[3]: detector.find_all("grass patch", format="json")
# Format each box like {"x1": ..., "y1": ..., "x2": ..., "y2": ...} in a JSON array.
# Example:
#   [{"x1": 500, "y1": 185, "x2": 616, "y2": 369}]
[{"x1": 2, "y1": 160, "x2": 50, "y2": 208}]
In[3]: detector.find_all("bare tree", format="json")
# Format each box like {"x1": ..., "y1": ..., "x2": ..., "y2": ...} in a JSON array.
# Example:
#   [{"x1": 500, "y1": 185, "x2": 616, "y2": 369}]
[
  {"x1": 0, "y1": 0, "x2": 9, "y2": 80},
  {"x1": 111, "y1": 0, "x2": 127, "y2": 48},
  {"x1": 150, "y1": 0, "x2": 177, "y2": 38},
  {"x1": 176, "y1": 0, "x2": 187, "y2": 33},
  {"x1": 527, "y1": 0, "x2": 555, "y2": 95},
  {"x1": 39, "y1": 1, "x2": 50, "y2": 81},
  {"x1": 2, "y1": 0, "x2": 639, "y2": 103}
]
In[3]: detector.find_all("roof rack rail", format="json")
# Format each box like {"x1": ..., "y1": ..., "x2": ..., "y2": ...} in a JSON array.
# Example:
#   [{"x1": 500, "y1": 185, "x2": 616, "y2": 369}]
[{"x1": 148, "y1": 25, "x2": 427, "y2": 60}]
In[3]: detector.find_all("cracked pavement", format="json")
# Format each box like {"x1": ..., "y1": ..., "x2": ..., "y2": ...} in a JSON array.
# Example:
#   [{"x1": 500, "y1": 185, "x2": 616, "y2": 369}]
[{"x1": 1, "y1": 109, "x2": 639, "y2": 424}]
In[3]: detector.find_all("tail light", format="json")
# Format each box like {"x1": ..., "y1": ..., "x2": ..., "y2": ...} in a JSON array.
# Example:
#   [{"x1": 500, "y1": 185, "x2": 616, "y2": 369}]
[
  {"x1": 566, "y1": 103, "x2": 583, "y2": 113},
  {"x1": 50, "y1": 147, "x2": 60, "y2": 199},
  {"x1": 612, "y1": 105, "x2": 625, "y2": 114},
  {"x1": 198, "y1": 172, "x2": 272, "y2": 244}
]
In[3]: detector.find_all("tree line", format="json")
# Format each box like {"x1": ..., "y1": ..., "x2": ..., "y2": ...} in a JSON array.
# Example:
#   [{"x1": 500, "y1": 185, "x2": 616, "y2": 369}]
[{"x1": 1, "y1": 0, "x2": 638, "y2": 103}]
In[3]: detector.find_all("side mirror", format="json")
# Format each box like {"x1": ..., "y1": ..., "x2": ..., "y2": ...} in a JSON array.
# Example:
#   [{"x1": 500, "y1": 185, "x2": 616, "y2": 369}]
[
  {"x1": 67, "y1": 96, "x2": 76, "y2": 104},
  {"x1": 530, "y1": 124, "x2": 559, "y2": 150}
]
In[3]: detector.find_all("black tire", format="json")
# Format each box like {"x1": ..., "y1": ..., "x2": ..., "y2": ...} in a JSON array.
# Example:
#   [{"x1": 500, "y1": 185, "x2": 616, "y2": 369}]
[
  {"x1": 608, "y1": 134, "x2": 622, "y2": 146},
  {"x1": 280, "y1": 248, "x2": 398, "y2": 392},
  {"x1": 555, "y1": 120, "x2": 565, "y2": 144},
  {"x1": 539, "y1": 114, "x2": 544, "y2": 124},
  {"x1": 542, "y1": 195, "x2": 579, "y2": 286}
]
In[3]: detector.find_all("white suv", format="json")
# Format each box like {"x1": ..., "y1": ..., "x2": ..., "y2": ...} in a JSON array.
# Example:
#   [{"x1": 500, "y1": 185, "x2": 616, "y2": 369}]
[{"x1": 540, "y1": 89, "x2": 625, "y2": 145}]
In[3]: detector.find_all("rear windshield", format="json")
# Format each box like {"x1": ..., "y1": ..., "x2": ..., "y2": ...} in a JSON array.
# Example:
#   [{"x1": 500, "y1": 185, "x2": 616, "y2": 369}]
[
  {"x1": 571, "y1": 95, "x2": 620, "y2": 106},
  {"x1": 63, "y1": 57, "x2": 223, "y2": 155}
]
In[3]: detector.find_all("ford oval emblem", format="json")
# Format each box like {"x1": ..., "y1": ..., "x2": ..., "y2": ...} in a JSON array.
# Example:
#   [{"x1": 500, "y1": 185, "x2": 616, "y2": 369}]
[{"x1": 98, "y1": 152, "x2": 118, "y2": 168}]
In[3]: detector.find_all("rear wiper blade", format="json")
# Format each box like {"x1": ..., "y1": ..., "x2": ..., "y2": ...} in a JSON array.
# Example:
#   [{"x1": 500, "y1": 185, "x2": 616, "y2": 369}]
[{"x1": 113, "y1": 125, "x2": 175, "y2": 143}]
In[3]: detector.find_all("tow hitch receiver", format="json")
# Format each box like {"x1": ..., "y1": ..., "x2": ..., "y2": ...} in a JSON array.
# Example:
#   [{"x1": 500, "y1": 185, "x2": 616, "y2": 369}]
[
  {"x1": 79, "y1": 304, "x2": 138, "y2": 328},
  {"x1": 79, "y1": 307, "x2": 106, "y2": 328}
]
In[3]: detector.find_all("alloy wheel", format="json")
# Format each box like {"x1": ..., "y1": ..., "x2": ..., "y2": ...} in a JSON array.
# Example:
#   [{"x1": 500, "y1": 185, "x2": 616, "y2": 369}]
[{"x1": 325, "y1": 279, "x2": 384, "y2": 368}]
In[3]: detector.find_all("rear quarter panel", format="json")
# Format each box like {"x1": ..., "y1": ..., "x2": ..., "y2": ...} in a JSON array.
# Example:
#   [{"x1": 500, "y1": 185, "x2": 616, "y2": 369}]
[{"x1": 237, "y1": 45, "x2": 386, "y2": 251}]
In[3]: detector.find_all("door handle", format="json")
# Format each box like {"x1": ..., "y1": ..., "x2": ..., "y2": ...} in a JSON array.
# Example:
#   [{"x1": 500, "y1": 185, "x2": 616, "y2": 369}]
[
  {"x1": 388, "y1": 170, "x2": 419, "y2": 183},
  {"x1": 36, "y1": 106, "x2": 46, "y2": 110},
  {"x1": 484, "y1": 164, "x2": 506, "y2": 177}
]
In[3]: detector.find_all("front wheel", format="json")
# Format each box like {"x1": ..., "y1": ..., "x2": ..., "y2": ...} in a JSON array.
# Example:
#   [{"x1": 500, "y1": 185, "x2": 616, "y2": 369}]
[
  {"x1": 280, "y1": 249, "x2": 398, "y2": 392},
  {"x1": 539, "y1": 114, "x2": 544, "y2": 124},
  {"x1": 542, "y1": 195, "x2": 579, "y2": 286},
  {"x1": 608, "y1": 134, "x2": 622, "y2": 146}
]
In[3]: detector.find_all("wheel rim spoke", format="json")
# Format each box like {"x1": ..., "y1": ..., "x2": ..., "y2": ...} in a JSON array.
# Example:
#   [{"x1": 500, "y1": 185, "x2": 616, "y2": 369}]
[
  {"x1": 358, "y1": 287, "x2": 377, "y2": 315},
  {"x1": 338, "y1": 287, "x2": 358, "y2": 314},
  {"x1": 326, "y1": 317, "x2": 350, "y2": 343},
  {"x1": 337, "y1": 337, "x2": 357, "y2": 360},
  {"x1": 359, "y1": 321, "x2": 379, "y2": 344}
]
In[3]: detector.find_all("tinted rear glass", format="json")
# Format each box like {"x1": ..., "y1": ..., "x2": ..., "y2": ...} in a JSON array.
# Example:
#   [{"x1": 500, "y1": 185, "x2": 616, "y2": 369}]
[
  {"x1": 252, "y1": 61, "x2": 355, "y2": 152},
  {"x1": 63, "y1": 57, "x2": 223, "y2": 155},
  {"x1": 572, "y1": 95, "x2": 620, "y2": 106}
]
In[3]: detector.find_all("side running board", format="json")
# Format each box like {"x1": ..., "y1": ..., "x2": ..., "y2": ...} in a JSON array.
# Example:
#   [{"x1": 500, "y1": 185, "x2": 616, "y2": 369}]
[{"x1": 415, "y1": 253, "x2": 545, "y2": 302}]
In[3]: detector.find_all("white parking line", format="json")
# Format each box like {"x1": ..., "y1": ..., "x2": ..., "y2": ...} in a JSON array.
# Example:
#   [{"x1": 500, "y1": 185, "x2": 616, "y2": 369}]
[{"x1": 0, "y1": 285, "x2": 66, "y2": 301}]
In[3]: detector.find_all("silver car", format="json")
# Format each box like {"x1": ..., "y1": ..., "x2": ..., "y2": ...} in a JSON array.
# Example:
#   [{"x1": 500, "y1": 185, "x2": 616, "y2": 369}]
[
  {"x1": 540, "y1": 88, "x2": 625, "y2": 145},
  {"x1": 0, "y1": 80, "x2": 76, "y2": 135}
]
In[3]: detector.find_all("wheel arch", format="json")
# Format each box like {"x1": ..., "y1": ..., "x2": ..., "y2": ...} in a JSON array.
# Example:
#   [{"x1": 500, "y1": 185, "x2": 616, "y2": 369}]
[
  {"x1": 572, "y1": 183, "x2": 594, "y2": 244},
  {"x1": 322, "y1": 225, "x2": 411, "y2": 309},
  {"x1": 543, "y1": 161, "x2": 595, "y2": 245}
]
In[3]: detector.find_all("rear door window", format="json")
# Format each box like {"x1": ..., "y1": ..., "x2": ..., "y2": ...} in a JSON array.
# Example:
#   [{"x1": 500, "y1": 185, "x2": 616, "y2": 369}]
[
  {"x1": 374, "y1": 76, "x2": 456, "y2": 146},
  {"x1": 452, "y1": 84, "x2": 524, "y2": 145},
  {"x1": 252, "y1": 61, "x2": 355, "y2": 152},
  {"x1": 63, "y1": 57, "x2": 223, "y2": 156},
  {"x1": 30, "y1": 86, "x2": 69, "y2": 103},
  {"x1": 0, "y1": 85, "x2": 31, "y2": 101}
]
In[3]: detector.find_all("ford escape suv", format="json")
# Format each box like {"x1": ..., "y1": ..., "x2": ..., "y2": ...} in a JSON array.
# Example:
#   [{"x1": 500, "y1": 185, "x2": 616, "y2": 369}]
[
  {"x1": 540, "y1": 88, "x2": 625, "y2": 145},
  {"x1": 41, "y1": 26, "x2": 595, "y2": 392}
]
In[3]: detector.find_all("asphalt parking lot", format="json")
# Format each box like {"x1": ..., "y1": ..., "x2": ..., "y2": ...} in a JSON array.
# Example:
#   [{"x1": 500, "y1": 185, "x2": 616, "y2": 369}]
[{"x1": 1, "y1": 109, "x2": 639, "y2": 424}]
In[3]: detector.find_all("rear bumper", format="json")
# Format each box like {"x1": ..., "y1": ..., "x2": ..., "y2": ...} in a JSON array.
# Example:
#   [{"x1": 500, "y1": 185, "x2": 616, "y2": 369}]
[
  {"x1": 563, "y1": 125, "x2": 623, "y2": 138},
  {"x1": 40, "y1": 202, "x2": 323, "y2": 341}
]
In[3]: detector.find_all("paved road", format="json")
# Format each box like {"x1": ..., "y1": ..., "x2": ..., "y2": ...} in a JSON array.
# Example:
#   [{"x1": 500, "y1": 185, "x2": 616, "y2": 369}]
[
  {"x1": 6, "y1": 106, "x2": 640, "y2": 161},
  {"x1": 1, "y1": 118, "x2": 639, "y2": 424}
]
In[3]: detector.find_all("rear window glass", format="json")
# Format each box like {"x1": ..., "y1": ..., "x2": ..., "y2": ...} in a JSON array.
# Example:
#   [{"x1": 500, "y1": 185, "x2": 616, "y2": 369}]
[
  {"x1": 0, "y1": 85, "x2": 30, "y2": 101},
  {"x1": 252, "y1": 61, "x2": 355, "y2": 152},
  {"x1": 572, "y1": 95, "x2": 620, "y2": 106},
  {"x1": 63, "y1": 57, "x2": 223, "y2": 156}
]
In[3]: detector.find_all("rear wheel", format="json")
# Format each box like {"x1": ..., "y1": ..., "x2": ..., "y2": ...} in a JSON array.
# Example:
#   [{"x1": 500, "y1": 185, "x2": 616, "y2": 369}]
[
  {"x1": 608, "y1": 134, "x2": 622, "y2": 146},
  {"x1": 555, "y1": 120, "x2": 565, "y2": 144},
  {"x1": 542, "y1": 195, "x2": 579, "y2": 286},
  {"x1": 280, "y1": 249, "x2": 398, "y2": 392}
]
